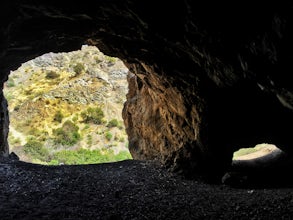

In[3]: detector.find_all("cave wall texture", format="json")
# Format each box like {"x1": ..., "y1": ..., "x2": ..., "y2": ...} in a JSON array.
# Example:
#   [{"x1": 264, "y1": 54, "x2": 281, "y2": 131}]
[{"x1": 1, "y1": 0, "x2": 293, "y2": 180}]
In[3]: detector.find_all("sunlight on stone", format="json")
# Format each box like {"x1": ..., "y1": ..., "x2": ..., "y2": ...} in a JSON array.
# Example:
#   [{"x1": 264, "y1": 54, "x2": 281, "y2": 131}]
[
  {"x1": 3, "y1": 45, "x2": 132, "y2": 165},
  {"x1": 233, "y1": 143, "x2": 278, "y2": 160}
]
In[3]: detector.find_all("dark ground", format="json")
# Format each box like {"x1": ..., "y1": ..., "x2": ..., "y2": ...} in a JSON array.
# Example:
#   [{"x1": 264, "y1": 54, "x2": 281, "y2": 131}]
[{"x1": 1, "y1": 157, "x2": 293, "y2": 220}]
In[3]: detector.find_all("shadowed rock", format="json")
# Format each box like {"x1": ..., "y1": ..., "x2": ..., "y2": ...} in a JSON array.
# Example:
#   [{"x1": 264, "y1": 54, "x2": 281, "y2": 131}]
[{"x1": 223, "y1": 147, "x2": 293, "y2": 187}]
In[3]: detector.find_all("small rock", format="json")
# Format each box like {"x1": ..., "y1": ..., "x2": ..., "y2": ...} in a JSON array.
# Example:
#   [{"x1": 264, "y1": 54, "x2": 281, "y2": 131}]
[{"x1": 9, "y1": 152, "x2": 19, "y2": 161}]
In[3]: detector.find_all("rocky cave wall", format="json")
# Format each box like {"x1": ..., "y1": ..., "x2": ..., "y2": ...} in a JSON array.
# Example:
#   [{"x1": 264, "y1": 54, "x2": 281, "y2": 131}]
[{"x1": 1, "y1": 1, "x2": 293, "y2": 179}]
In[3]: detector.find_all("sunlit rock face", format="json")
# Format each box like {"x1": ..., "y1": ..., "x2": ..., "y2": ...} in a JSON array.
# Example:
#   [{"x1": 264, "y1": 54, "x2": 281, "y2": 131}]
[{"x1": 1, "y1": 1, "x2": 293, "y2": 180}]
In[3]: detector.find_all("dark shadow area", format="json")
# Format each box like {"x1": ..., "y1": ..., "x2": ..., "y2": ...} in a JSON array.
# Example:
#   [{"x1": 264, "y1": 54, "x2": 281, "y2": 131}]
[
  {"x1": 2, "y1": 155, "x2": 293, "y2": 219},
  {"x1": 223, "y1": 148, "x2": 293, "y2": 189}
]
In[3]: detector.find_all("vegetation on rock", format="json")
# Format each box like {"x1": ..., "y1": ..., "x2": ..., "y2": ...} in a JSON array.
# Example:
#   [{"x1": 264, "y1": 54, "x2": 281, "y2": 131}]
[
  {"x1": 4, "y1": 45, "x2": 132, "y2": 165},
  {"x1": 53, "y1": 120, "x2": 81, "y2": 146},
  {"x1": 81, "y1": 107, "x2": 105, "y2": 124}
]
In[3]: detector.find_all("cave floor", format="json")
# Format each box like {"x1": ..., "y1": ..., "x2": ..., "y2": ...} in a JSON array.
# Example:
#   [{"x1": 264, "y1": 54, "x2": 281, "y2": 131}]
[{"x1": 1, "y1": 158, "x2": 293, "y2": 220}]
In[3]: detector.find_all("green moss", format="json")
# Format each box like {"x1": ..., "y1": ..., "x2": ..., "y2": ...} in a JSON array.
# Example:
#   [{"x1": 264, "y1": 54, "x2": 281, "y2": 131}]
[
  {"x1": 8, "y1": 134, "x2": 21, "y2": 145},
  {"x1": 81, "y1": 107, "x2": 105, "y2": 124},
  {"x1": 105, "y1": 131, "x2": 113, "y2": 141},
  {"x1": 86, "y1": 134, "x2": 93, "y2": 146},
  {"x1": 23, "y1": 139, "x2": 49, "y2": 161},
  {"x1": 53, "y1": 110, "x2": 64, "y2": 123},
  {"x1": 107, "y1": 119, "x2": 119, "y2": 128},
  {"x1": 53, "y1": 120, "x2": 81, "y2": 146},
  {"x1": 28, "y1": 128, "x2": 44, "y2": 136},
  {"x1": 115, "y1": 151, "x2": 132, "y2": 161},
  {"x1": 48, "y1": 148, "x2": 132, "y2": 165},
  {"x1": 105, "y1": 56, "x2": 117, "y2": 64},
  {"x1": 119, "y1": 136, "x2": 125, "y2": 143},
  {"x1": 73, "y1": 63, "x2": 85, "y2": 76},
  {"x1": 94, "y1": 56, "x2": 102, "y2": 64},
  {"x1": 82, "y1": 124, "x2": 90, "y2": 130},
  {"x1": 233, "y1": 148, "x2": 258, "y2": 159},
  {"x1": 72, "y1": 114, "x2": 79, "y2": 122},
  {"x1": 45, "y1": 71, "x2": 60, "y2": 79},
  {"x1": 4, "y1": 92, "x2": 14, "y2": 101},
  {"x1": 6, "y1": 78, "x2": 15, "y2": 87}
]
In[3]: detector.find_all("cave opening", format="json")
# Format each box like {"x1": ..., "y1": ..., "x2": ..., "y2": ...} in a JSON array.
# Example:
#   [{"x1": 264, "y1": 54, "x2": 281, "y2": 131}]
[
  {"x1": 232, "y1": 143, "x2": 279, "y2": 161},
  {"x1": 221, "y1": 143, "x2": 293, "y2": 187},
  {"x1": 3, "y1": 45, "x2": 132, "y2": 165}
]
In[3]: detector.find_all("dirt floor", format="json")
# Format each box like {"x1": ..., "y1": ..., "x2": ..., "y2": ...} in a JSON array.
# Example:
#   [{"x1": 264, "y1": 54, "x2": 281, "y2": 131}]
[{"x1": 1, "y1": 156, "x2": 293, "y2": 220}]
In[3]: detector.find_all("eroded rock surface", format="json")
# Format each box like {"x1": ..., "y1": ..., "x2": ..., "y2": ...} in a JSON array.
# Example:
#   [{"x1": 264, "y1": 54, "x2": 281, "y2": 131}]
[{"x1": 1, "y1": 1, "x2": 293, "y2": 179}]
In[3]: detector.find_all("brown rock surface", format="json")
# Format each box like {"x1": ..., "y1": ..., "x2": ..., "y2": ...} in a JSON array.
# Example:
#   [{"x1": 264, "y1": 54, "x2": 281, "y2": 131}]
[{"x1": 123, "y1": 68, "x2": 204, "y2": 177}]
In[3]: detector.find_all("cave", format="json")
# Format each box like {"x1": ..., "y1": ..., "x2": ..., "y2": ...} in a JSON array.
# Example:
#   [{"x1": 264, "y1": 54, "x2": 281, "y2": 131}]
[
  {"x1": 2, "y1": 1, "x2": 293, "y2": 219},
  {"x1": 1, "y1": 1, "x2": 293, "y2": 182}
]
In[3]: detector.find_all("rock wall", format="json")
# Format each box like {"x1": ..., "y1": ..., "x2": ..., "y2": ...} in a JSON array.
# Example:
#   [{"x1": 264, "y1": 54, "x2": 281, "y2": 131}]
[
  {"x1": 123, "y1": 64, "x2": 204, "y2": 176},
  {"x1": 0, "y1": 88, "x2": 9, "y2": 156},
  {"x1": 1, "y1": 1, "x2": 293, "y2": 180}
]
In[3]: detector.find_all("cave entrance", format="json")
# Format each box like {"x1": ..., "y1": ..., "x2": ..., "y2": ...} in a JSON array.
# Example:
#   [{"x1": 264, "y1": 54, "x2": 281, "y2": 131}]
[
  {"x1": 3, "y1": 45, "x2": 132, "y2": 165},
  {"x1": 232, "y1": 143, "x2": 279, "y2": 161},
  {"x1": 223, "y1": 143, "x2": 288, "y2": 187}
]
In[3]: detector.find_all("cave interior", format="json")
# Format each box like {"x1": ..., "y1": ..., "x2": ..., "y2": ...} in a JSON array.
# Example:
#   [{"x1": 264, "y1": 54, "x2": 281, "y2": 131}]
[{"x1": 1, "y1": 1, "x2": 293, "y2": 183}]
